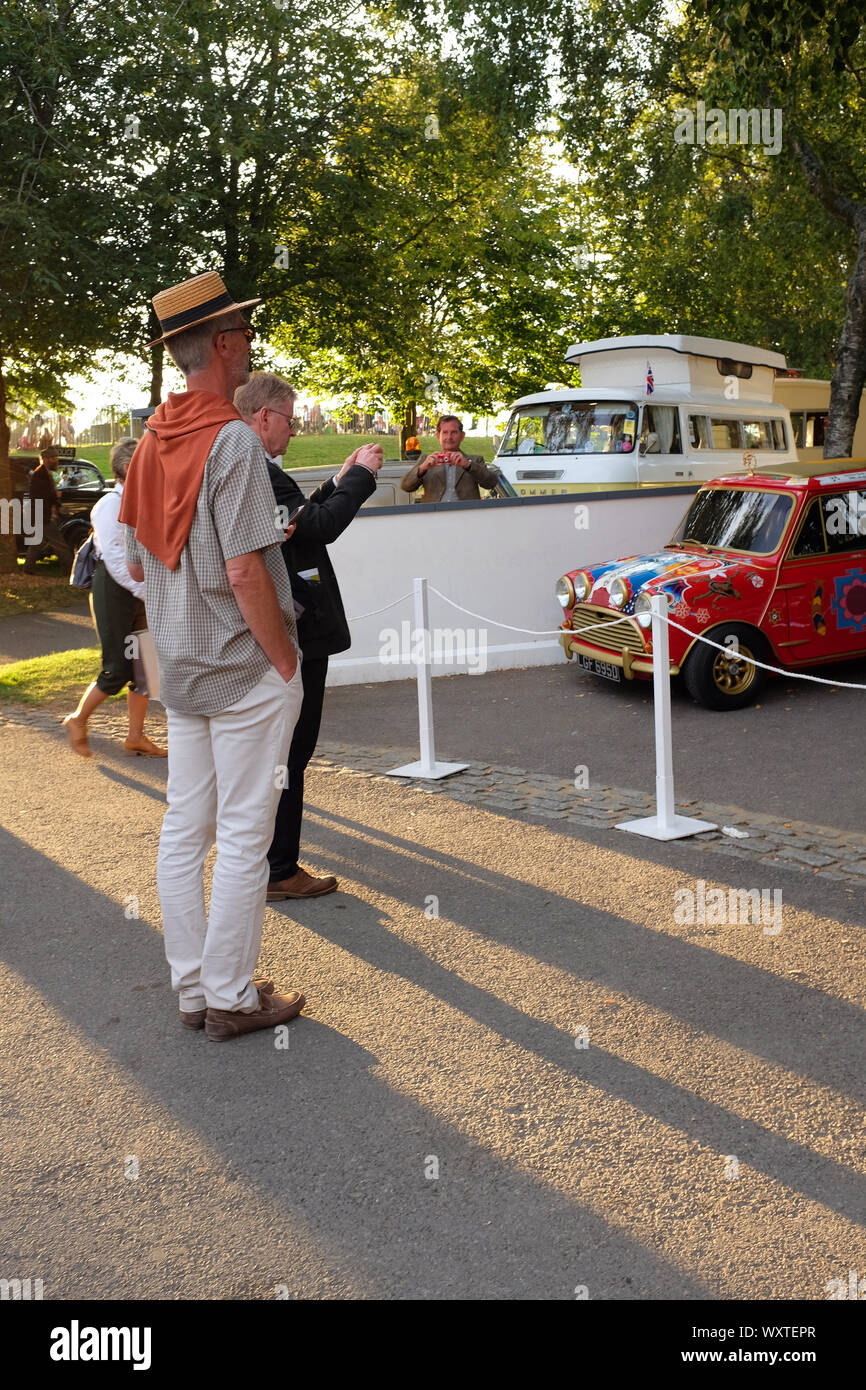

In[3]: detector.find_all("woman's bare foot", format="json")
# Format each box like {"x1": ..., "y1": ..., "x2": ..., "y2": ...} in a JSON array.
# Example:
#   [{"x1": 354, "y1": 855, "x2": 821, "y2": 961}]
[
  {"x1": 123, "y1": 735, "x2": 167, "y2": 757},
  {"x1": 62, "y1": 714, "x2": 92, "y2": 758}
]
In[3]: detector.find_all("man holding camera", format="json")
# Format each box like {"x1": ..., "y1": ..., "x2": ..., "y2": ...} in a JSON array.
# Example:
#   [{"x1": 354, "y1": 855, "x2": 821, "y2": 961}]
[
  {"x1": 236, "y1": 372, "x2": 382, "y2": 899},
  {"x1": 399, "y1": 415, "x2": 499, "y2": 503}
]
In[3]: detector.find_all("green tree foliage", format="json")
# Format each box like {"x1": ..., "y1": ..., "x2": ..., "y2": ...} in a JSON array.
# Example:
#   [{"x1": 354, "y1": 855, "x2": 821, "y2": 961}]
[
  {"x1": 264, "y1": 68, "x2": 586, "y2": 426},
  {"x1": 0, "y1": 1, "x2": 137, "y2": 566},
  {"x1": 554, "y1": 0, "x2": 866, "y2": 452}
]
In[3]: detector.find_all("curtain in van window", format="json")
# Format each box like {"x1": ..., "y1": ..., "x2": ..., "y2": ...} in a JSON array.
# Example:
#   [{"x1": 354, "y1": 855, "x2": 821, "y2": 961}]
[{"x1": 652, "y1": 406, "x2": 676, "y2": 454}]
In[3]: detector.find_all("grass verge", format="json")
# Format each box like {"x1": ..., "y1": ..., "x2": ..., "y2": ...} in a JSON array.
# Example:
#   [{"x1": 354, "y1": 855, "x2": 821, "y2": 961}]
[
  {"x1": 0, "y1": 647, "x2": 107, "y2": 705},
  {"x1": 77, "y1": 434, "x2": 497, "y2": 477}
]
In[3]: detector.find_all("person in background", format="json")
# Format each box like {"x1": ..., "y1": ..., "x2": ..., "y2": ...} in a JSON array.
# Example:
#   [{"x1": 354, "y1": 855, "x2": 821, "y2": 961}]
[
  {"x1": 400, "y1": 415, "x2": 499, "y2": 502},
  {"x1": 235, "y1": 371, "x2": 382, "y2": 899},
  {"x1": 62, "y1": 438, "x2": 165, "y2": 759},
  {"x1": 22, "y1": 447, "x2": 74, "y2": 574}
]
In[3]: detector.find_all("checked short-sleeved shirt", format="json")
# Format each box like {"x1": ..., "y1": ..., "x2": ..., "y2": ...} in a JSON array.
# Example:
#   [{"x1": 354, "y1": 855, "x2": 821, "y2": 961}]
[{"x1": 124, "y1": 420, "x2": 297, "y2": 714}]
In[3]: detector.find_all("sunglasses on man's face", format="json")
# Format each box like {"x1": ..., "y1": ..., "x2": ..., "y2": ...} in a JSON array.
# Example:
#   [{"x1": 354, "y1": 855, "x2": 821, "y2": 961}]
[{"x1": 218, "y1": 325, "x2": 256, "y2": 343}]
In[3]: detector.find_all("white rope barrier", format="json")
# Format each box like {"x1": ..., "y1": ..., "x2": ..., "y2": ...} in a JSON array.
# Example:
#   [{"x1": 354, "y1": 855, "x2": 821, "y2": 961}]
[
  {"x1": 660, "y1": 612, "x2": 866, "y2": 690},
  {"x1": 343, "y1": 576, "x2": 865, "y2": 820},
  {"x1": 426, "y1": 585, "x2": 571, "y2": 636},
  {"x1": 345, "y1": 591, "x2": 415, "y2": 622}
]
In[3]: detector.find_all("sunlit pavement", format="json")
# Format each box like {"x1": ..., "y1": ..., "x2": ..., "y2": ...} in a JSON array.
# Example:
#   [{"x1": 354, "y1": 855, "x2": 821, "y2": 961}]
[{"x1": 1, "y1": 716, "x2": 864, "y2": 1300}]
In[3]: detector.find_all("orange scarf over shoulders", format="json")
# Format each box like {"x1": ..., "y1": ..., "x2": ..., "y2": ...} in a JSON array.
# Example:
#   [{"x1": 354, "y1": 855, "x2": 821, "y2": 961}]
[{"x1": 118, "y1": 390, "x2": 242, "y2": 570}]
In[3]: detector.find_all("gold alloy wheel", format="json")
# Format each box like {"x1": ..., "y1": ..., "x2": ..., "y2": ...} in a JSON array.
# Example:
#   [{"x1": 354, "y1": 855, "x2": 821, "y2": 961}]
[{"x1": 710, "y1": 642, "x2": 756, "y2": 696}]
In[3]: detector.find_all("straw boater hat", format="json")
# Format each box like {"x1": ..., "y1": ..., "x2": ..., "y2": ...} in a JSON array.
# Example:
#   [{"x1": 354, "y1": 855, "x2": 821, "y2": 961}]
[{"x1": 148, "y1": 271, "x2": 261, "y2": 346}]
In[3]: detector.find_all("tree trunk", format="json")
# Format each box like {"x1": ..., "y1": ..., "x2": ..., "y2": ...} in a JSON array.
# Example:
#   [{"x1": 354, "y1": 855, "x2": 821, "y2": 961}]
[
  {"x1": 147, "y1": 308, "x2": 163, "y2": 408},
  {"x1": 0, "y1": 358, "x2": 18, "y2": 574},
  {"x1": 148, "y1": 343, "x2": 164, "y2": 408},
  {"x1": 399, "y1": 399, "x2": 417, "y2": 459},
  {"x1": 825, "y1": 222, "x2": 866, "y2": 458},
  {"x1": 788, "y1": 131, "x2": 866, "y2": 459}
]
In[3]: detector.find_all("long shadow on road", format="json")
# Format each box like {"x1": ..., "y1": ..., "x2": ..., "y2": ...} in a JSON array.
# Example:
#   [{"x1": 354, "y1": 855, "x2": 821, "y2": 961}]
[
  {"x1": 290, "y1": 805, "x2": 866, "y2": 1228},
  {"x1": 0, "y1": 825, "x2": 713, "y2": 1301}
]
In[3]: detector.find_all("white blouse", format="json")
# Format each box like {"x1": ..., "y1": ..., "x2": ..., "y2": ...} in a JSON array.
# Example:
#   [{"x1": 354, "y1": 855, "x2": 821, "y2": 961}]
[{"x1": 90, "y1": 483, "x2": 146, "y2": 601}]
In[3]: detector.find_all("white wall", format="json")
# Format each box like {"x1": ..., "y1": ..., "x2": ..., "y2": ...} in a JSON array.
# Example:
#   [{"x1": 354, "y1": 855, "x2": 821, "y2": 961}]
[{"x1": 325, "y1": 489, "x2": 696, "y2": 685}]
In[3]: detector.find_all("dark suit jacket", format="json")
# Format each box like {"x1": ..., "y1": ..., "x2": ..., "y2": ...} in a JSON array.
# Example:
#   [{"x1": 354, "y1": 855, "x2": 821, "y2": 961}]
[{"x1": 266, "y1": 459, "x2": 376, "y2": 660}]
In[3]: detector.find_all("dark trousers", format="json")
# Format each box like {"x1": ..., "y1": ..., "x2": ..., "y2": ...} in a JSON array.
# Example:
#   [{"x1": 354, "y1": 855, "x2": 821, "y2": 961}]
[
  {"x1": 267, "y1": 655, "x2": 329, "y2": 881},
  {"x1": 90, "y1": 560, "x2": 146, "y2": 695}
]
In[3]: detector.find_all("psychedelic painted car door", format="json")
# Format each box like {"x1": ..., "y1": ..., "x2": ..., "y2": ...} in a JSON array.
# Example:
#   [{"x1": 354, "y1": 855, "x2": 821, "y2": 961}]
[{"x1": 779, "y1": 491, "x2": 866, "y2": 662}]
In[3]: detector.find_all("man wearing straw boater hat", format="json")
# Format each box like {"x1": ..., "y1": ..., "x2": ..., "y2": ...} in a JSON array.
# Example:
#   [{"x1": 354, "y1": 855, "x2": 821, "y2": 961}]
[{"x1": 120, "y1": 271, "x2": 307, "y2": 1042}]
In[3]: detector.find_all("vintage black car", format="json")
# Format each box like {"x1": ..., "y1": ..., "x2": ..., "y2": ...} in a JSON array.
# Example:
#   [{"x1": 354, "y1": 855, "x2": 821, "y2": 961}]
[{"x1": 9, "y1": 452, "x2": 113, "y2": 560}]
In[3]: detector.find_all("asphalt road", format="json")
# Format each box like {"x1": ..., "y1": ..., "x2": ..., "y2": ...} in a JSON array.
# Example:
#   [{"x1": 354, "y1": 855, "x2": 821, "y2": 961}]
[
  {"x1": 1, "y1": 606, "x2": 862, "y2": 833},
  {"x1": 321, "y1": 657, "x2": 866, "y2": 833},
  {"x1": 1, "y1": 719, "x2": 864, "y2": 1300},
  {"x1": 0, "y1": 604, "x2": 92, "y2": 665}
]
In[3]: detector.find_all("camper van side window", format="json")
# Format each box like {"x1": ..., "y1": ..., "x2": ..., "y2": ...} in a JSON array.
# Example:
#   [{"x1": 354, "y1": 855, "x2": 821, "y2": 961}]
[
  {"x1": 710, "y1": 418, "x2": 742, "y2": 449},
  {"x1": 688, "y1": 415, "x2": 712, "y2": 449},
  {"x1": 742, "y1": 420, "x2": 773, "y2": 450},
  {"x1": 640, "y1": 405, "x2": 682, "y2": 455},
  {"x1": 771, "y1": 419, "x2": 788, "y2": 450}
]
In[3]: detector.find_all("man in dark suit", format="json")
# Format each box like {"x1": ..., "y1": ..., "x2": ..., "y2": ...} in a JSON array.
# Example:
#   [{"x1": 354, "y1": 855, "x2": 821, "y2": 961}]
[{"x1": 235, "y1": 373, "x2": 382, "y2": 899}]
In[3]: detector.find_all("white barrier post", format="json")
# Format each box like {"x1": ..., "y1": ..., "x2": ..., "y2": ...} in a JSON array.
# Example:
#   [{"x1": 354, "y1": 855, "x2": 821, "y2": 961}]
[
  {"x1": 617, "y1": 593, "x2": 716, "y2": 840},
  {"x1": 387, "y1": 577, "x2": 469, "y2": 780}
]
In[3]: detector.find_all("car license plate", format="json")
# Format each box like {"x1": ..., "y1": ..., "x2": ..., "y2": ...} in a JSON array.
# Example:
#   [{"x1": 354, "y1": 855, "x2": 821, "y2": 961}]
[{"x1": 576, "y1": 653, "x2": 621, "y2": 682}]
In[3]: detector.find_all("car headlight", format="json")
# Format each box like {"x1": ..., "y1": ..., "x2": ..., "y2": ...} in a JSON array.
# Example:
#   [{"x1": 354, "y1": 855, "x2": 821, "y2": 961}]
[
  {"x1": 573, "y1": 571, "x2": 591, "y2": 602},
  {"x1": 634, "y1": 593, "x2": 653, "y2": 628},
  {"x1": 556, "y1": 576, "x2": 575, "y2": 609},
  {"x1": 609, "y1": 577, "x2": 630, "y2": 609}
]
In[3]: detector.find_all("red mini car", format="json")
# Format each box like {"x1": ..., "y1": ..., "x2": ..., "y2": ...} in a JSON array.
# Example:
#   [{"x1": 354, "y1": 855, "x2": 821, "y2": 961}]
[{"x1": 556, "y1": 459, "x2": 866, "y2": 709}]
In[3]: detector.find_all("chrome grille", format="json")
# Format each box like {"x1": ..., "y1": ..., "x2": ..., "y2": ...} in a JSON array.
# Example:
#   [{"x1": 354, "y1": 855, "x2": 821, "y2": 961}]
[{"x1": 569, "y1": 605, "x2": 647, "y2": 655}]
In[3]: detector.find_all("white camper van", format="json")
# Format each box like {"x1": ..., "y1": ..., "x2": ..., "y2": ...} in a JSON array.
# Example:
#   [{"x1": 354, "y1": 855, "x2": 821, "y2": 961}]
[{"x1": 495, "y1": 334, "x2": 796, "y2": 496}]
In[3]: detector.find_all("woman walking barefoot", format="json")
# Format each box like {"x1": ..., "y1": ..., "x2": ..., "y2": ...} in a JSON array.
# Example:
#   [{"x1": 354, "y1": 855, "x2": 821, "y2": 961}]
[{"x1": 63, "y1": 438, "x2": 166, "y2": 759}]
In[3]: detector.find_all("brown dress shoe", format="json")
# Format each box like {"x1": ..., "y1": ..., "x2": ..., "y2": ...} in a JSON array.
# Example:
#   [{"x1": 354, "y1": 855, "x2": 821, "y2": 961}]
[
  {"x1": 205, "y1": 985, "x2": 305, "y2": 1042},
  {"x1": 267, "y1": 868, "x2": 338, "y2": 900},
  {"x1": 180, "y1": 979, "x2": 275, "y2": 1030}
]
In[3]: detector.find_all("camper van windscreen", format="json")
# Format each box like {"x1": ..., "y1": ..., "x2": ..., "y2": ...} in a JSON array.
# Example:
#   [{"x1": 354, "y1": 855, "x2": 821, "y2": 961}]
[{"x1": 499, "y1": 401, "x2": 639, "y2": 456}]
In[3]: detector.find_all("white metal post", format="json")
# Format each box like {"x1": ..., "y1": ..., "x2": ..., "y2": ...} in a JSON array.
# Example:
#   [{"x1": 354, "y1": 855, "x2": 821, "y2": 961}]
[
  {"x1": 387, "y1": 577, "x2": 469, "y2": 780},
  {"x1": 414, "y1": 576, "x2": 436, "y2": 773},
  {"x1": 617, "y1": 593, "x2": 716, "y2": 840}
]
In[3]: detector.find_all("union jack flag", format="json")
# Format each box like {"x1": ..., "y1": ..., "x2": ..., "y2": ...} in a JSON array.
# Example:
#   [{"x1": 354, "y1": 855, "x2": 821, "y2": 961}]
[{"x1": 646, "y1": 362, "x2": 654, "y2": 395}]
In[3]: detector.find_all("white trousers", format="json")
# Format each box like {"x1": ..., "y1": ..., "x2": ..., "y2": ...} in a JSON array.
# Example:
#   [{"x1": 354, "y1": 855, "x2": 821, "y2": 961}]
[{"x1": 157, "y1": 666, "x2": 303, "y2": 1013}]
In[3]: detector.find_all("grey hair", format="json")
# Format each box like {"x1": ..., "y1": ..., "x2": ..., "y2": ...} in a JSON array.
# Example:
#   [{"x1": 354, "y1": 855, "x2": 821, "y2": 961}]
[
  {"x1": 165, "y1": 311, "x2": 240, "y2": 377},
  {"x1": 110, "y1": 436, "x2": 138, "y2": 481},
  {"x1": 234, "y1": 371, "x2": 295, "y2": 416}
]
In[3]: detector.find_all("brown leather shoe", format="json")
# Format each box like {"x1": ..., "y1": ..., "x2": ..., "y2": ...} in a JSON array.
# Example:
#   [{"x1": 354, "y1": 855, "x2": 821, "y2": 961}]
[
  {"x1": 267, "y1": 868, "x2": 338, "y2": 900},
  {"x1": 180, "y1": 979, "x2": 275, "y2": 1030},
  {"x1": 205, "y1": 984, "x2": 305, "y2": 1041}
]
